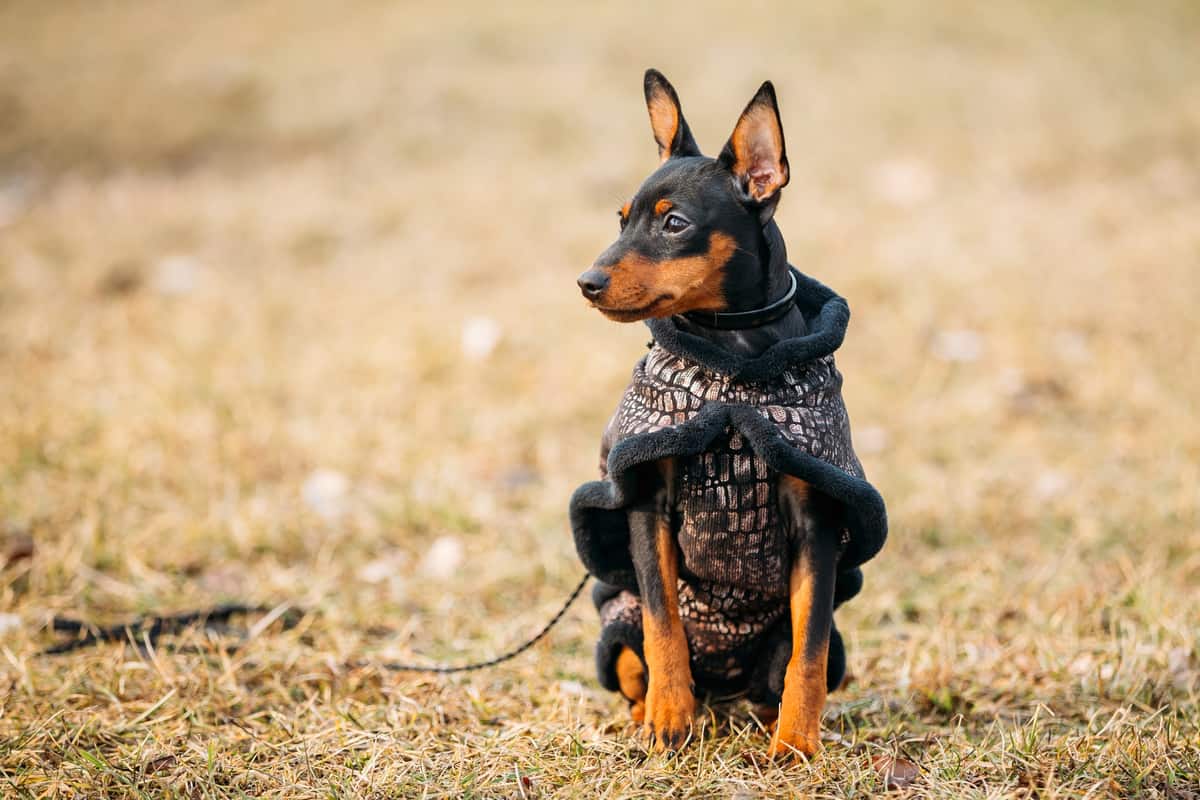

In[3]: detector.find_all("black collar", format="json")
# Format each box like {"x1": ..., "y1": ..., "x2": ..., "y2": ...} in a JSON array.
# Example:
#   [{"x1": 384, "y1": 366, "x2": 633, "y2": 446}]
[{"x1": 680, "y1": 272, "x2": 798, "y2": 330}]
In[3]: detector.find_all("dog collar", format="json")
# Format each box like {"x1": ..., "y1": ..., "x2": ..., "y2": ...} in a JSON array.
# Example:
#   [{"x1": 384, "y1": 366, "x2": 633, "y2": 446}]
[{"x1": 680, "y1": 271, "x2": 797, "y2": 330}]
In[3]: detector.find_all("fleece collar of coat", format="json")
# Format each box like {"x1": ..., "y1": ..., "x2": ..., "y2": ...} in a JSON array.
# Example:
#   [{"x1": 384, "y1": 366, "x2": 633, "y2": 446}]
[{"x1": 645, "y1": 267, "x2": 850, "y2": 383}]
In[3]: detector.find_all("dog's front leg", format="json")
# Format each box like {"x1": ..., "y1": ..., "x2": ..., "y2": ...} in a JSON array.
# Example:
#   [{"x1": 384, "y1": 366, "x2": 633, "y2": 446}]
[
  {"x1": 768, "y1": 476, "x2": 841, "y2": 759},
  {"x1": 629, "y1": 459, "x2": 694, "y2": 751}
]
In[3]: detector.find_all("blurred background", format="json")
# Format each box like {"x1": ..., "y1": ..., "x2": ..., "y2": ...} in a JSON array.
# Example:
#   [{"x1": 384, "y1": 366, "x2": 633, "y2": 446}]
[{"x1": 1, "y1": 0, "x2": 1197, "y2": 794}]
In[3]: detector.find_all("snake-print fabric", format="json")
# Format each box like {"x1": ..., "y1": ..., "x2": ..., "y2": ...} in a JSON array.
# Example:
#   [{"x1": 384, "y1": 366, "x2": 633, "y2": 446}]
[{"x1": 596, "y1": 345, "x2": 862, "y2": 687}]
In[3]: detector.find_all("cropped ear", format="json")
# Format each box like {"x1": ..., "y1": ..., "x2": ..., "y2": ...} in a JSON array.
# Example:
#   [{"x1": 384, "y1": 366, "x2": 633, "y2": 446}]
[
  {"x1": 719, "y1": 81, "x2": 789, "y2": 209},
  {"x1": 644, "y1": 69, "x2": 702, "y2": 163}
]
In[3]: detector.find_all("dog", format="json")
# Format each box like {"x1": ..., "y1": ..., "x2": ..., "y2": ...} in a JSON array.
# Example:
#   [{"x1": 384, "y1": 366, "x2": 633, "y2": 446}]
[{"x1": 569, "y1": 70, "x2": 887, "y2": 758}]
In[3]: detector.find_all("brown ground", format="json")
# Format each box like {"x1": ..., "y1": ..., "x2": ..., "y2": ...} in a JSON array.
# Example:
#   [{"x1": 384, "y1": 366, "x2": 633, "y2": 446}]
[{"x1": 1, "y1": 1, "x2": 1198, "y2": 797}]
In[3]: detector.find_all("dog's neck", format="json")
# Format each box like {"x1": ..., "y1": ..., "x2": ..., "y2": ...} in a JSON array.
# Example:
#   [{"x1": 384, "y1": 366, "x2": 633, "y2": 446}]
[{"x1": 674, "y1": 221, "x2": 807, "y2": 358}]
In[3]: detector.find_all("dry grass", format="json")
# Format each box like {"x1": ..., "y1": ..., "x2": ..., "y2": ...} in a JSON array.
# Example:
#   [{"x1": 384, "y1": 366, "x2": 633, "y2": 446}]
[{"x1": 1, "y1": 1, "x2": 1199, "y2": 797}]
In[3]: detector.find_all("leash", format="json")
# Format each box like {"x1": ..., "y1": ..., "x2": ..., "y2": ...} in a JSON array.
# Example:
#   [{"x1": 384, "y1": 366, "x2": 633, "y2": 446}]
[
  {"x1": 41, "y1": 603, "x2": 285, "y2": 655},
  {"x1": 38, "y1": 573, "x2": 591, "y2": 674},
  {"x1": 362, "y1": 572, "x2": 591, "y2": 673}
]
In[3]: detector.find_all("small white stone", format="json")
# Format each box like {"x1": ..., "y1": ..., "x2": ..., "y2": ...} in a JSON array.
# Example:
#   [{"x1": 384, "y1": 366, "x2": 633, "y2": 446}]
[
  {"x1": 1033, "y1": 470, "x2": 1069, "y2": 500},
  {"x1": 358, "y1": 551, "x2": 407, "y2": 584},
  {"x1": 931, "y1": 329, "x2": 984, "y2": 363},
  {"x1": 154, "y1": 255, "x2": 202, "y2": 296},
  {"x1": 856, "y1": 426, "x2": 889, "y2": 455},
  {"x1": 1068, "y1": 654, "x2": 1093, "y2": 677},
  {"x1": 460, "y1": 317, "x2": 502, "y2": 361},
  {"x1": 0, "y1": 178, "x2": 31, "y2": 228},
  {"x1": 1167, "y1": 647, "x2": 1194, "y2": 690},
  {"x1": 1149, "y1": 158, "x2": 1190, "y2": 198},
  {"x1": 420, "y1": 535, "x2": 463, "y2": 580},
  {"x1": 1054, "y1": 330, "x2": 1092, "y2": 364},
  {"x1": 998, "y1": 367, "x2": 1026, "y2": 397},
  {"x1": 358, "y1": 560, "x2": 391, "y2": 584},
  {"x1": 871, "y1": 158, "x2": 937, "y2": 207},
  {"x1": 302, "y1": 468, "x2": 350, "y2": 521}
]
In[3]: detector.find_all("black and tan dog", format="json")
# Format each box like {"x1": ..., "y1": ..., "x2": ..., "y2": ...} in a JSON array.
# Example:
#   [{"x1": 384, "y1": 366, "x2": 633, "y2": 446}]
[{"x1": 570, "y1": 70, "x2": 887, "y2": 758}]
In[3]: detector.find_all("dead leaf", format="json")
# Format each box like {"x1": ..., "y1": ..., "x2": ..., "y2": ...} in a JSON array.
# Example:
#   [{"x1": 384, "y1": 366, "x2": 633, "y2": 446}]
[
  {"x1": 871, "y1": 755, "x2": 919, "y2": 790},
  {"x1": 98, "y1": 260, "x2": 144, "y2": 296},
  {"x1": 142, "y1": 753, "x2": 177, "y2": 776},
  {"x1": 3, "y1": 531, "x2": 33, "y2": 568}
]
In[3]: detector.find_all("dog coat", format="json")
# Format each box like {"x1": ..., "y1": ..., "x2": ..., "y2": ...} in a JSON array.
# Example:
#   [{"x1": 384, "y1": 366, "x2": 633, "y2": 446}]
[{"x1": 570, "y1": 268, "x2": 887, "y2": 707}]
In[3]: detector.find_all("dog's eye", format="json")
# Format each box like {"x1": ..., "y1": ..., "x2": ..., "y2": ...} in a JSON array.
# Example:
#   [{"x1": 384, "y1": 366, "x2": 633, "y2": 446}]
[
  {"x1": 618, "y1": 213, "x2": 628, "y2": 231},
  {"x1": 663, "y1": 213, "x2": 690, "y2": 234}
]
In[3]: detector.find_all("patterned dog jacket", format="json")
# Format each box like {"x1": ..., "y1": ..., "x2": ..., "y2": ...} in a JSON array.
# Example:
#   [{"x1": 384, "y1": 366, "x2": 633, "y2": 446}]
[{"x1": 570, "y1": 268, "x2": 887, "y2": 707}]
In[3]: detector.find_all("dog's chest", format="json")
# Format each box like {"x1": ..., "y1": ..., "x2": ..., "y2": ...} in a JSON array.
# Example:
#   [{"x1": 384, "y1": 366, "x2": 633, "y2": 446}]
[{"x1": 674, "y1": 428, "x2": 790, "y2": 597}]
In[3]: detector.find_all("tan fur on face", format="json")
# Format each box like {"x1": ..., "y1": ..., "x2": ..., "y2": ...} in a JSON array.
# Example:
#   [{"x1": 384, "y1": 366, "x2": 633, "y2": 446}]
[{"x1": 592, "y1": 232, "x2": 737, "y2": 321}]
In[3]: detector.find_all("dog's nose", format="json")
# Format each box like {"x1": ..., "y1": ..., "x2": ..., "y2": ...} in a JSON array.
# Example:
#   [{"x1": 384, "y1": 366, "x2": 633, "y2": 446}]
[{"x1": 577, "y1": 270, "x2": 609, "y2": 301}]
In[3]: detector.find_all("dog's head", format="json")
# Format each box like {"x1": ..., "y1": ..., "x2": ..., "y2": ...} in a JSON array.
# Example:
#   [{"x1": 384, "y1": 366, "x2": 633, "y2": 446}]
[{"x1": 577, "y1": 69, "x2": 790, "y2": 322}]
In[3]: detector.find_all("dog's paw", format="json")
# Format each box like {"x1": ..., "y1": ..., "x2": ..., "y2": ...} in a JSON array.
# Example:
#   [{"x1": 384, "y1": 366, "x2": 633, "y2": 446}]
[
  {"x1": 641, "y1": 684, "x2": 695, "y2": 752},
  {"x1": 766, "y1": 726, "x2": 820, "y2": 760}
]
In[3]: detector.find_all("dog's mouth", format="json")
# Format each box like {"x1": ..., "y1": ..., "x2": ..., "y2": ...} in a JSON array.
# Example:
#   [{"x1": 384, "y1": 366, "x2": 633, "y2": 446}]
[{"x1": 593, "y1": 295, "x2": 675, "y2": 322}]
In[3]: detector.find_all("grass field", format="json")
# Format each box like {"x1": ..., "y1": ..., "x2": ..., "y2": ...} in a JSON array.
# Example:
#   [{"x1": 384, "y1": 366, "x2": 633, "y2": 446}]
[{"x1": 2, "y1": 1, "x2": 1199, "y2": 797}]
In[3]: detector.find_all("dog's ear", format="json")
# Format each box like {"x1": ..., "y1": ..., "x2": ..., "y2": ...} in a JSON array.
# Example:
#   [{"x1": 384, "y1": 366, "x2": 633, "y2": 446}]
[
  {"x1": 644, "y1": 69, "x2": 702, "y2": 163},
  {"x1": 719, "y1": 81, "x2": 789, "y2": 215}
]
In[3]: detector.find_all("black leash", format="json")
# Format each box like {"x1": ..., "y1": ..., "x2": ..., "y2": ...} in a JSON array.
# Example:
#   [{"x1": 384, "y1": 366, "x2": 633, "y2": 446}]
[
  {"x1": 363, "y1": 572, "x2": 590, "y2": 673},
  {"x1": 39, "y1": 573, "x2": 591, "y2": 674},
  {"x1": 41, "y1": 603, "x2": 285, "y2": 655}
]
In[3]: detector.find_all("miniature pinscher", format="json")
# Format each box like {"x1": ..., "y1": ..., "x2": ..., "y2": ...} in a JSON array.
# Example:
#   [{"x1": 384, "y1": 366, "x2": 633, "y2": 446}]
[{"x1": 576, "y1": 69, "x2": 850, "y2": 759}]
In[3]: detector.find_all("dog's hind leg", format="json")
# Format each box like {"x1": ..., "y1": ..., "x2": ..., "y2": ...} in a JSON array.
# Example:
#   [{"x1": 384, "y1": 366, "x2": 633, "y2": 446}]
[
  {"x1": 768, "y1": 476, "x2": 842, "y2": 759},
  {"x1": 629, "y1": 459, "x2": 695, "y2": 751},
  {"x1": 615, "y1": 646, "x2": 647, "y2": 723}
]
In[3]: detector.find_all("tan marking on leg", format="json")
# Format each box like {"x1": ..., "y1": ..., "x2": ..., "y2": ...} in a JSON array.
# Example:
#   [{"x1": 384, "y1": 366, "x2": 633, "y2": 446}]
[
  {"x1": 641, "y1": 464, "x2": 695, "y2": 751},
  {"x1": 615, "y1": 646, "x2": 647, "y2": 723},
  {"x1": 768, "y1": 558, "x2": 827, "y2": 758},
  {"x1": 769, "y1": 477, "x2": 830, "y2": 759}
]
